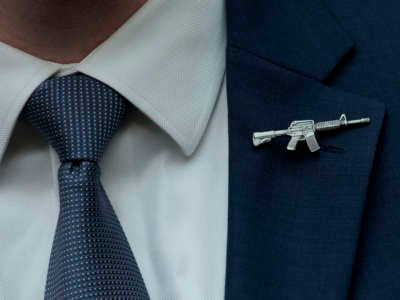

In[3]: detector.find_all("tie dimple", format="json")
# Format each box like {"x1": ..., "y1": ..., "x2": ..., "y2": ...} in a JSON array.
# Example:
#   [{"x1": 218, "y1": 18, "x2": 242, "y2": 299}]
[{"x1": 22, "y1": 73, "x2": 150, "y2": 300}]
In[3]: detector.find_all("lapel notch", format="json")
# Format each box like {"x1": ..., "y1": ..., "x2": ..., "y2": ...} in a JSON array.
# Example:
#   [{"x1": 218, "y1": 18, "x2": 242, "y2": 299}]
[{"x1": 227, "y1": 0, "x2": 354, "y2": 81}]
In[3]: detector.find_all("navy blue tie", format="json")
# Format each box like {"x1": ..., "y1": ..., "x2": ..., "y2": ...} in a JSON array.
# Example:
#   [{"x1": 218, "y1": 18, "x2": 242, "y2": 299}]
[{"x1": 22, "y1": 73, "x2": 150, "y2": 300}]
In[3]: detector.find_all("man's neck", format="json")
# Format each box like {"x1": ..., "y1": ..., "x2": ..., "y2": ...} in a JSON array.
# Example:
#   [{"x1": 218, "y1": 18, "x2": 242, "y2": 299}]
[{"x1": 0, "y1": 0, "x2": 147, "y2": 63}]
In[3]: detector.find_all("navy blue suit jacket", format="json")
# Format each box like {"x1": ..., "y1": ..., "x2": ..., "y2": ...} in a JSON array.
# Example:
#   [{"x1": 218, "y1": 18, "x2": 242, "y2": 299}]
[{"x1": 225, "y1": 1, "x2": 399, "y2": 299}]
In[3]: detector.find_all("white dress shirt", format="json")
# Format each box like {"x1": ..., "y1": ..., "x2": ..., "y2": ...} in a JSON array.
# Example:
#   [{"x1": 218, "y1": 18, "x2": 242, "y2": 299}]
[{"x1": 0, "y1": 1, "x2": 228, "y2": 299}]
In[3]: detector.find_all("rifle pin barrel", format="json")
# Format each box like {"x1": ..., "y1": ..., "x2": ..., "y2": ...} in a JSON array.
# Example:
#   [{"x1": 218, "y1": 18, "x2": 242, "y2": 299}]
[{"x1": 346, "y1": 117, "x2": 370, "y2": 126}]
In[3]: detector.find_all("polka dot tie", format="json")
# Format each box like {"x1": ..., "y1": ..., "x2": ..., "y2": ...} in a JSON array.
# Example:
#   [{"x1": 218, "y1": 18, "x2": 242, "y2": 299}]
[{"x1": 21, "y1": 73, "x2": 150, "y2": 300}]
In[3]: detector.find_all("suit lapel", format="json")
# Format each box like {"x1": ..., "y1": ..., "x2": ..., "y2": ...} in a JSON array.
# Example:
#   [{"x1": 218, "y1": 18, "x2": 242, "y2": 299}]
[
  {"x1": 227, "y1": 0, "x2": 354, "y2": 81},
  {"x1": 224, "y1": 1, "x2": 385, "y2": 299}
]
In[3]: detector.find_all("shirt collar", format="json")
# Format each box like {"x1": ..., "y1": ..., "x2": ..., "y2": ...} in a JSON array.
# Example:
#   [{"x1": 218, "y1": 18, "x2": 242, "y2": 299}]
[{"x1": 0, "y1": 0, "x2": 226, "y2": 162}]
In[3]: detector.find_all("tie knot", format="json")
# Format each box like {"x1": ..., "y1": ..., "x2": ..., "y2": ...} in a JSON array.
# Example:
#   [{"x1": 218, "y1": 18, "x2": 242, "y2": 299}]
[{"x1": 22, "y1": 73, "x2": 127, "y2": 162}]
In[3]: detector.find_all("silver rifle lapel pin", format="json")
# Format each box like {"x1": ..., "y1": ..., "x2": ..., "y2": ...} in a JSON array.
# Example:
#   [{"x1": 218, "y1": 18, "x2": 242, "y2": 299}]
[{"x1": 252, "y1": 113, "x2": 371, "y2": 152}]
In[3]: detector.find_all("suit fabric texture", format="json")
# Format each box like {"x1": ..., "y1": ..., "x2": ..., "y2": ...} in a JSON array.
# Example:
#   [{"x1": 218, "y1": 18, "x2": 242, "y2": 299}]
[{"x1": 225, "y1": 0, "x2": 398, "y2": 299}]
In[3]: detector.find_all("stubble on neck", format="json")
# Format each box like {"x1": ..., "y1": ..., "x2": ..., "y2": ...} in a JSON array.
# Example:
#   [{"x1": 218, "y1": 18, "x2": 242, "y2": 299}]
[{"x1": 0, "y1": 0, "x2": 147, "y2": 63}]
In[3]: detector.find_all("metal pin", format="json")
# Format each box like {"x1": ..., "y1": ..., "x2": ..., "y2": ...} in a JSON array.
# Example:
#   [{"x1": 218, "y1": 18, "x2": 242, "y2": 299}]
[{"x1": 252, "y1": 113, "x2": 371, "y2": 152}]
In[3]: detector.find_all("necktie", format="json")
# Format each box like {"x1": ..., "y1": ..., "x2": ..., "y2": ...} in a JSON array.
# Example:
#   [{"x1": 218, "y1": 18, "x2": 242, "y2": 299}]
[{"x1": 21, "y1": 73, "x2": 150, "y2": 300}]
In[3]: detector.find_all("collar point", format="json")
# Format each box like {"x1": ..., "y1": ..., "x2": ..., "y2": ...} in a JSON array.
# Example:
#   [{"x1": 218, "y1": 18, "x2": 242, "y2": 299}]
[
  {"x1": 179, "y1": 141, "x2": 200, "y2": 157},
  {"x1": 175, "y1": 134, "x2": 202, "y2": 157}
]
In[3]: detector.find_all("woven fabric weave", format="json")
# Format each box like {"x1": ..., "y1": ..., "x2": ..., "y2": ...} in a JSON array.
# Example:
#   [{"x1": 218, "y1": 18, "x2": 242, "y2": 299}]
[{"x1": 22, "y1": 73, "x2": 150, "y2": 300}]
